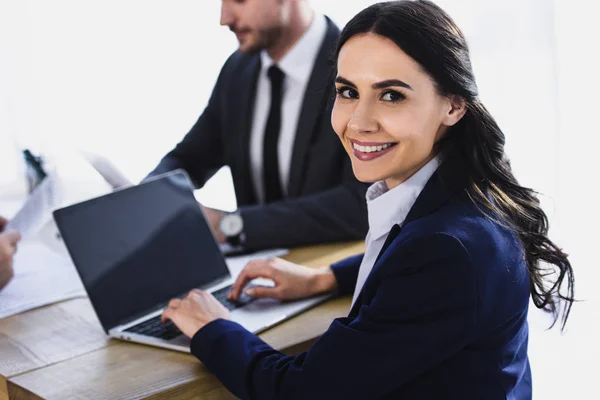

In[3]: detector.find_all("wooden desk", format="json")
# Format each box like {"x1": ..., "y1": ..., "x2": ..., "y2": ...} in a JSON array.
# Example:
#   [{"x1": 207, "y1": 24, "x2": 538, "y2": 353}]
[{"x1": 0, "y1": 241, "x2": 363, "y2": 400}]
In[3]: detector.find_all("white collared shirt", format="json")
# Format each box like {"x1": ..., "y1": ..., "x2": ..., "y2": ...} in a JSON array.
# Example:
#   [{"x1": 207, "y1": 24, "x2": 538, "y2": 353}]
[
  {"x1": 249, "y1": 13, "x2": 328, "y2": 203},
  {"x1": 350, "y1": 156, "x2": 441, "y2": 308}
]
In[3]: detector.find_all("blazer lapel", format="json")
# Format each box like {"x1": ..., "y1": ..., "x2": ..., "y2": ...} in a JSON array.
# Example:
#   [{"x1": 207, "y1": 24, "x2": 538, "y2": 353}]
[
  {"x1": 287, "y1": 18, "x2": 340, "y2": 197},
  {"x1": 347, "y1": 156, "x2": 470, "y2": 318},
  {"x1": 403, "y1": 154, "x2": 469, "y2": 226},
  {"x1": 232, "y1": 55, "x2": 261, "y2": 205},
  {"x1": 348, "y1": 224, "x2": 402, "y2": 318}
]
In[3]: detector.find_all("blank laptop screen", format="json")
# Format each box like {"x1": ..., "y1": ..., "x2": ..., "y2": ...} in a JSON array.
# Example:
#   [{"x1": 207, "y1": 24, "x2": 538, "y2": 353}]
[{"x1": 53, "y1": 170, "x2": 230, "y2": 332}]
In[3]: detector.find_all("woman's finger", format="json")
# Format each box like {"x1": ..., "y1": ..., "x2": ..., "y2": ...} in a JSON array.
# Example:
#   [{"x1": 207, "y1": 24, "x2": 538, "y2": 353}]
[
  {"x1": 244, "y1": 259, "x2": 268, "y2": 270},
  {"x1": 229, "y1": 264, "x2": 275, "y2": 300},
  {"x1": 228, "y1": 262, "x2": 264, "y2": 298},
  {"x1": 161, "y1": 307, "x2": 175, "y2": 324},
  {"x1": 245, "y1": 285, "x2": 282, "y2": 299},
  {"x1": 168, "y1": 298, "x2": 181, "y2": 309}
]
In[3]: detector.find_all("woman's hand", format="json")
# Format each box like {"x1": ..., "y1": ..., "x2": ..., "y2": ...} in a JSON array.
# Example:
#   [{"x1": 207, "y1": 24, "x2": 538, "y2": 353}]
[
  {"x1": 161, "y1": 290, "x2": 230, "y2": 338},
  {"x1": 228, "y1": 258, "x2": 337, "y2": 301}
]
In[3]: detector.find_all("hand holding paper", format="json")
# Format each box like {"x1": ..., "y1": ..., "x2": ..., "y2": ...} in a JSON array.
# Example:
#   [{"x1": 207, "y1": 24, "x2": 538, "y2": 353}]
[
  {"x1": 5, "y1": 174, "x2": 58, "y2": 240},
  {"x1": 0, "y1": 240, "x2": 85, "y2": 318},
  {"x1": 0, "y1": 228, "x2": 21, "y2": 290}
]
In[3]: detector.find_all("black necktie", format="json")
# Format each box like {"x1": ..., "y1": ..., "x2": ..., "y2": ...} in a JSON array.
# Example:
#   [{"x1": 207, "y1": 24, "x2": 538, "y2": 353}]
[{"x1": 263, "y1": 65, "x2": 285, "y2": 203}]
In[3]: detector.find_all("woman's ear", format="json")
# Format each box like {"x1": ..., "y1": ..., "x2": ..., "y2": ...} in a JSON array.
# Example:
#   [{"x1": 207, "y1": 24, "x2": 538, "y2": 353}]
[{"x1": 442, "y1": 96, "x2": 467, "y2": 127}]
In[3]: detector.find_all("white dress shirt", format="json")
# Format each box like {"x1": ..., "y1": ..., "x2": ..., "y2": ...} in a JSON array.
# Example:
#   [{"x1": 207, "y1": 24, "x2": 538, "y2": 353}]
[
  {"x1": 249, "y1": 13, "x2": 328, "y2": 203},
  {"x1": 350, "y1": 156, "x2": 441, "y2": 308}
]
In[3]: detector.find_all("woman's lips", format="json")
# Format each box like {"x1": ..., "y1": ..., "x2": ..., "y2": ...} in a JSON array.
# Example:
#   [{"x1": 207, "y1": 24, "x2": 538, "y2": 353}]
[{"x1": 350, "y1": 140, "x2": 398, "y2": 161}]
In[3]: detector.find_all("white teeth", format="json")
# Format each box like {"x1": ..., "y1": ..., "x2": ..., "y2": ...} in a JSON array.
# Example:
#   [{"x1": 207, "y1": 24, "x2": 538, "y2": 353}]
[{"x1": 352, "y1": 142, "x2": 393, "y2": 153}]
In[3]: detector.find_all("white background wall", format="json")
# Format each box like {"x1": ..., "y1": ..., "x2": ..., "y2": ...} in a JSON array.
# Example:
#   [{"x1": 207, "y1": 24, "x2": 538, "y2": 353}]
[{"x1": 0, "y1": 0, "x2": 597, "y2": 398}]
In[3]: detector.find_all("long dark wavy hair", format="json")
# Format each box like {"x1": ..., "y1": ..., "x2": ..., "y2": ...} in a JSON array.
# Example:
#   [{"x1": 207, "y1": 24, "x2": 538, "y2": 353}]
[{"x1": 336, "y1": 0, "x2": 574, "y2": 329}]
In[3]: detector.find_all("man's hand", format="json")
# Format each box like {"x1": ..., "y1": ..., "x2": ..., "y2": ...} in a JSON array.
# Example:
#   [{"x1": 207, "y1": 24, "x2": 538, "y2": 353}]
[
  {"x1": 161, "y1": 289, "x2": 230, "y2": 338},
  {"x1": 0, "y1": 231, "x2": 21, "y2": 290},
  {"x1": 201, "y1": 206, "x2": 226, "y2": 244}
]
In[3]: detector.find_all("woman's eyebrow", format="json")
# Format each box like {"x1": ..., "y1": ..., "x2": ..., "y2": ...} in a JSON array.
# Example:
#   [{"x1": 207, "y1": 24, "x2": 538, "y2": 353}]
[
  {"x1": 335, "y1": 76, "x2": 413, "y2": 91},
  {"x1": 335, "y1": 76, "x2": 356, "y2": 87},
  {"x1": 372, "y1": 79, "x2": 413, "y2": 91}
]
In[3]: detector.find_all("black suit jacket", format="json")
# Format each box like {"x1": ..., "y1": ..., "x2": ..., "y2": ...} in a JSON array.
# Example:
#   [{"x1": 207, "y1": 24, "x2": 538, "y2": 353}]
[{"x1": 149, "y1": 17, "x2": 369, "y2": 249}]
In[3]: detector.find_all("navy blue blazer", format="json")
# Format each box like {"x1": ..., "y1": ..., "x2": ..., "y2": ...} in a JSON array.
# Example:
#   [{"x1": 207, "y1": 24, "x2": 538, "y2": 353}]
[{"x1": 190, "y1": 159, "x2": 532, "y2": 399}]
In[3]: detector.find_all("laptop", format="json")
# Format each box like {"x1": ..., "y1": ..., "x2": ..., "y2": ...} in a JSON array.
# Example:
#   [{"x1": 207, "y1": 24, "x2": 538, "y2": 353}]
[{"x1": 52, "y1": 169, "x2": 332, "y2": 352}]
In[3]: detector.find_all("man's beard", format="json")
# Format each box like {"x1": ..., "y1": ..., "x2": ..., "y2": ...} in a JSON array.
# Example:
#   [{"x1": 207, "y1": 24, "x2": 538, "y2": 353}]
[{"x1": 234, "y1": 25, "x2": 283, "y2": 54}]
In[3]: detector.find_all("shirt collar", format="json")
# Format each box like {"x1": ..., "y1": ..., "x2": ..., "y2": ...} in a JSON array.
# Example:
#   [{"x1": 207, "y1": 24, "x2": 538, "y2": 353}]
[
  {"x1": 259, "y1": 13, "x2": 327, "y2": 84},
  {"x1": 366, "y1": 156, "x2": 441, "y2": 240}
]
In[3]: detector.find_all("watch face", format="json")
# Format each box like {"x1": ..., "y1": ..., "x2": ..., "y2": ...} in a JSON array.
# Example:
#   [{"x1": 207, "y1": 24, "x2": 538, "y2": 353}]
[{"x1": 221, "y1": 214, "x2": 243, "y2": 236}]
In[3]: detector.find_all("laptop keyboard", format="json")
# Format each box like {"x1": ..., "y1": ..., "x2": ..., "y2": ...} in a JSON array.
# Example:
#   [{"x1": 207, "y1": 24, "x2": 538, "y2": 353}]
[
  {"x1": 211, "y1": 284, "x2": 256, "y2": 311},
  {"x1": 123, "y1": 284, "x2": 256, "y2": 340},
  {"x1": 124, "y1": 315, "x2": 182, "y2": 340}
]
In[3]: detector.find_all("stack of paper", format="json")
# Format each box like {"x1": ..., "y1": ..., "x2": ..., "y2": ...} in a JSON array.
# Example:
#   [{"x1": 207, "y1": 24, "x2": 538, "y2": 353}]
[{"x1": 0, "y1": 241, "x2": 85, "y2": 319}]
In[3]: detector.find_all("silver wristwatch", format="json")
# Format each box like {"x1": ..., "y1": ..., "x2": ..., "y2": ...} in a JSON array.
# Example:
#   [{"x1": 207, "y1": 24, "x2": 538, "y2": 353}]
[{"x1": 219, "y1": 211, "x2": 245, "y2": 246}]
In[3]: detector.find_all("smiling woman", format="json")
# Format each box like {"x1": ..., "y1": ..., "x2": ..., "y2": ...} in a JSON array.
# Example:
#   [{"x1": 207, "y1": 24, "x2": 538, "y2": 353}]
[
  {"x1": 161, "y1": 2, "x2": 574, "y2": 399},
  {"x1": 332, "y1": 33, "x2": 466, "y2": 189}
]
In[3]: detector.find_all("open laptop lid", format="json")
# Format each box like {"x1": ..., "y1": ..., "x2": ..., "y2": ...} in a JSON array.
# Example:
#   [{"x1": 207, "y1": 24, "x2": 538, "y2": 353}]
[{"x1": 53, "y1": 169, "x2": 231, "y2": 333}]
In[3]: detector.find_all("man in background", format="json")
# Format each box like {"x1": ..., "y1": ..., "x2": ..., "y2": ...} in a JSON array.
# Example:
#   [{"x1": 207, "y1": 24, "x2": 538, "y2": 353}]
[{"x1": 148, "y1": 0, "x2": 368, "y2": 250}]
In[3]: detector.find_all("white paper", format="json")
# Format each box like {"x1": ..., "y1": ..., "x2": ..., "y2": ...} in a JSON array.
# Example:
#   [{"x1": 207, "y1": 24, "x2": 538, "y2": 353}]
[
  {"x1": 5, "y1": 174, "x2": 60, "y2": 240},
  {"x1": 225, "y1": 248, "x2": 289, "y2": 284},
  {"x1": 3, "y1": 151, "x2": 115, "y2": 253},
  {"x1": 81, "y1": 151, "x2": 132, "y2": 189},
  {"x1": 0, "y1": 241, "x2": 85, "y2": 319}
]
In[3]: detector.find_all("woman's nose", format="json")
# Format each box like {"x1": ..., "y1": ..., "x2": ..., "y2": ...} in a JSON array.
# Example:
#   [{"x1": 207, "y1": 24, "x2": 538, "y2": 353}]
[{"x1": 348, "y1": 103, "x2": 378, "y2": 134}]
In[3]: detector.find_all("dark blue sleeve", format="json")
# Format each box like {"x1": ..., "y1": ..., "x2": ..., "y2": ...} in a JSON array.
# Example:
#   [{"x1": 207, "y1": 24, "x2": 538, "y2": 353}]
[
  {"x1": 330, "y1": 253, "x2": 363, "y2": 295},
  {"x1": 190, "y1": 234, "x2": 478, "y2": 400}
]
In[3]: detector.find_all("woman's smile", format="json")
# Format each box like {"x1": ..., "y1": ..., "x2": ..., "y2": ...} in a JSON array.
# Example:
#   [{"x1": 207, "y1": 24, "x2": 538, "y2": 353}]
[{"x1": 349, "y1": 138, "x2": 398, "y2": 161}]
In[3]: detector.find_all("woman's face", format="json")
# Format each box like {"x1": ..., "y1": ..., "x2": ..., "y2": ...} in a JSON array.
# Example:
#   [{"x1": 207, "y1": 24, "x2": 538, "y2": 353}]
[{"x1": 332, "y1": 33, "x2": 465, "y2": 189}]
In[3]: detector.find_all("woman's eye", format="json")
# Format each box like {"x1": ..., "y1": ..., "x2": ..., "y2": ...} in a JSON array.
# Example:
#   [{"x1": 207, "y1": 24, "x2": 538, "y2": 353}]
[
  {"x1": 381, "y1": 90, "x2": 405, "y2": 102},
  {"x1": 337, "y1": 87, "x2": 358, "y2": 99}
]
